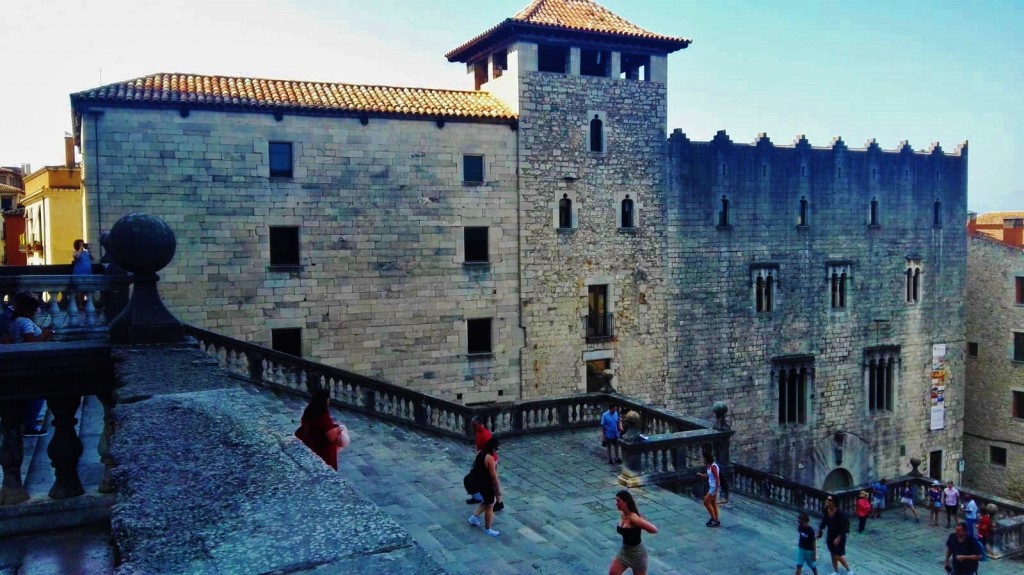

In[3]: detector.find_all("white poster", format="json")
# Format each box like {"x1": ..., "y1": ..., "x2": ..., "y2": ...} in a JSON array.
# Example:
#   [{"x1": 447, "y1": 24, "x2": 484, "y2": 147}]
[{"x1": 930, "y1": 344, "x2": 948, "y2": 430}]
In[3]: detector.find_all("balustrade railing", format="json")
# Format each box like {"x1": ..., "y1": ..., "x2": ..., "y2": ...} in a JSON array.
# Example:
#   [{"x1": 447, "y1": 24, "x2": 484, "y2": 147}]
[
  {"x1": 183, "y1": 325, "x2": 730, "y2": 477},
  {"x1": 0, "y1": 266, "x2": 129, "y2": 337}
]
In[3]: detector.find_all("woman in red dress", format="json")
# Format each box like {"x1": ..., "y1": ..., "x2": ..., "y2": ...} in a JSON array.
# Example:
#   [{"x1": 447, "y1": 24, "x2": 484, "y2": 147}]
[{"x1": 295, "y1": 389, "x2": 346, "y2": 470}]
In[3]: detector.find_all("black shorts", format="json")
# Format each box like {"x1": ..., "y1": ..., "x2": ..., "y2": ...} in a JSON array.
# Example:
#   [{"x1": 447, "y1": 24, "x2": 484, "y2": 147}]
[
  {"x1": 479, "y1": 487, "x2": 496, "y2": 505},
  {"x1": 826, "y1": 535, "x2": 846, "y2": 556}
]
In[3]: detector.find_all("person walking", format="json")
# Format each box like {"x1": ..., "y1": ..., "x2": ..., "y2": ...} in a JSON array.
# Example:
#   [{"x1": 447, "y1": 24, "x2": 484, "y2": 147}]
[
  {"x1": 943, "y1": 481, "x2": 961, "y2": 528},
  {"x1": 929, "y1": 481, "x2": 944, "y2": 526},
  {"x1": 608, "y1": 489, "x2": 658, "y2": 575},
  {"x1": 697, "y1": 451, "x2": 721, "y2": 527},
  {"x1": 7, "y1": 293, "x2": 54, "y2": 437},
  {"x1": 944, "y1": 522, "x2": 982, "y2": 575},
  {"x1": 467, "y1": 437, "x2": 502, "y2": 537},
  {"x1": 870, "y1": 478, "x2": 888, "y2": 519},
  {"x1": 294, "y1": 389, "x2": 349, "y2": 471},
  {"x1": 962, "y1": 494, "x2": 979, "y2": 538},
  {"x1": 977, "y1": 509, "x2": 992, "y2": 555},
  {"x1": 855, "y1": 491, "x2": 871, "y2": 533},
  {"x1": 900, "y1": 484, "x2": 919, "y2": 522},
  {"x1": 817, "y1": 496, "x2": 854, "y2": 575},
  {"x1": 600, "y1": 404, "x2": 622, "y2": 464},
  {"x1": 795, "y1": 512, "x2": 819, "y2": 575},
  {"x1": 466, "y1": 416, "x2": 503, "y2": 511}
]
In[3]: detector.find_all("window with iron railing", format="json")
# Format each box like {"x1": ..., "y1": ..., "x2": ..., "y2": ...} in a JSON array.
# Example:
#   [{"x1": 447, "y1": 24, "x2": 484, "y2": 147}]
[{"x1": 586, "y1": 284, "x2": 613, "y2": 342}]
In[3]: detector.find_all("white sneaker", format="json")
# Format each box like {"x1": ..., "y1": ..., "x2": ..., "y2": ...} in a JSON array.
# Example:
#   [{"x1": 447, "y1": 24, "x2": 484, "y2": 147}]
[
  {"x1": 468, "y1": 516, "x2": 481, "y2": 527},
  {"x1": 485, "y1": 528, "x2": 500, "y2": 537}
]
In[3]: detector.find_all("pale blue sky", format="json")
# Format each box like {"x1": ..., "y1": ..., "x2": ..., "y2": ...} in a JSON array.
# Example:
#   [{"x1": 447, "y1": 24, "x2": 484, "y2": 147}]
[{"x1": 1, "y1": 0, "x2": 1019, "y2": 212}]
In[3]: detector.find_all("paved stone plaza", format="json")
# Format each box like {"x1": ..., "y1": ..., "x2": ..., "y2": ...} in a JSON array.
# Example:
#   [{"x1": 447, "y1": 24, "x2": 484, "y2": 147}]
[{"x1": 3, "y1": 380, "x2": 1021, "y2": 574}]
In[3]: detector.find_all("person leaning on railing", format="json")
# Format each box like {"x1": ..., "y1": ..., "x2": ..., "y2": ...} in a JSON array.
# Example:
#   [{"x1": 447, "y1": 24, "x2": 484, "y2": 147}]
[{"x1": 7, "y1": 293, "x2": 54, "y2": 437}]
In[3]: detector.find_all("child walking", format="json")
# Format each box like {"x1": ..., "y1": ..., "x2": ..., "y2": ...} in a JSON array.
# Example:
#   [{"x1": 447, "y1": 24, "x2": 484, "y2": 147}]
[{"x1": 795, "y1": 512, "x2": 819, "y2": 575}]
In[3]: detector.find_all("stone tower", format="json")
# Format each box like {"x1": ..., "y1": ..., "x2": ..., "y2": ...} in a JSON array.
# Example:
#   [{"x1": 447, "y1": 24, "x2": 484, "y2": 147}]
[{"x1": 447, "y1": 0, "x2": 690, "y2": 401}]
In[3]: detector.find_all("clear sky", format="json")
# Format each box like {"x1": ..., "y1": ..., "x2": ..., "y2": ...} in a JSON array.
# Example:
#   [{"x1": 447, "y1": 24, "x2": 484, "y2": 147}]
[{"x1": 1, "y1": 0, "x2": 1020, "y2": 212}]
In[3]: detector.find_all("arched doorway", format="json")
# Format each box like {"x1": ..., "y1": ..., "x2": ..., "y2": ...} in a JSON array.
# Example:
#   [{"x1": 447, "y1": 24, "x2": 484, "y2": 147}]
[{"x1": 822, "y1": 468, "x2": 854, "y2": 492}]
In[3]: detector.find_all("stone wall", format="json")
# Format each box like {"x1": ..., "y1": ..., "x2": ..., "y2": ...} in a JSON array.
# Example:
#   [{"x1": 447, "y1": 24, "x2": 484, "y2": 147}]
[
  {"x1": 964, "y1": 233, "x2": 1024, "y2": 499},
  {"x1": 665, "y1": 131, "x2": 968, "y2": 487},
  {"x1": 515, "y1": 71, "x2": 671, "y2": 403},
  {"x1": 81, "y1": 108, "x2": 522, "y2": 403}
]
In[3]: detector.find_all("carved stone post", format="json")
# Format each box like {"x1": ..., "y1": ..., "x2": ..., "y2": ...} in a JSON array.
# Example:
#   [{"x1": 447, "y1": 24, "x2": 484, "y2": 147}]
[
  {"x1": 909, "y1": 457, "x2": 923, "y2": 477},
  {"x1": 617, "y1": 410, "x2": 643, "y2": 487},
  {"x1": 107, "y1": 213, "x2": 184, "y2": 344},
  {"x1": 46, "y1": 395, "x2": 85, "y2": 499},
  {"x1": 0, "y1": 400, "x2": 28, "y2": 505}
]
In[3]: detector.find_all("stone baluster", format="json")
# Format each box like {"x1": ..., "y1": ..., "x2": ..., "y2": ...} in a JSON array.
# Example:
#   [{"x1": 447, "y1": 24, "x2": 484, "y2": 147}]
[
  {"x1": 83, "y1": 292, "x2": 97, "y2": 325},
  {"x1": 66, "y1": 290, "x2": 80, "y2": 326},
  {"x1": 0, "y1": 401, "x2": 28, "y2": 505},
  {"x1": 46, "y1": 293, "x2": 61, "y2": 327},
  {"x1": 96, "y1": 392, "x2": 116, "y2": 494},
  {"x1": 46, "y1": 395, "x2": 85, "y2": 499}
]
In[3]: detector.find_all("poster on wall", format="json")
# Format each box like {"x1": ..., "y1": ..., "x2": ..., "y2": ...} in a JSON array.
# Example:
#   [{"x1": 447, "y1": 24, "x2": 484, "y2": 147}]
[{"x1": 930, "y1": 344, "x2": 948, "y2": 431}]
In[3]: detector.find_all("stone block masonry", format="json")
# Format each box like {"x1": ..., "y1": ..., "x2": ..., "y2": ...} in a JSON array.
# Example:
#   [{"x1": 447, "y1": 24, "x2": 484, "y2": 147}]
[
  {"x1": 665, "y1": 130, "x2": 968, "y2": 487},
  {"x1": 82, "y1": 108, "x2": 522, "y2": 403},
  {"x1": 964, "y1": 233, "x2": 1024, "y2": 500}
]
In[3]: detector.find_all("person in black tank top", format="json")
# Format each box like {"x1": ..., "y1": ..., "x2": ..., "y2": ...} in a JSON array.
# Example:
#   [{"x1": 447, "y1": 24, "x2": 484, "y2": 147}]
[{"x1": 609, "y1": 489, "x2": 658, "y2": 575}]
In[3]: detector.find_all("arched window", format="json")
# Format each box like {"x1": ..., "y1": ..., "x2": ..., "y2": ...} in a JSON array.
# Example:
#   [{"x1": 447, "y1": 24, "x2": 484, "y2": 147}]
[
  {"x1": 933, "y1": 200, "x2": 942, "y2": 226},
  {"x1": 558, "y1": 194, "x2": 573, "y2": 229},
  {"x1": 912, "y1": 268, "x2": 920, "y2": 302},
  {"x1": 798, "y1": 196, "x2": 808, "y2": 226},
  {"x1": 589, "y1": 115, "x2": 604, "y2": 153},
  {"x1": 906, "y1": 268, "x2": 914, "y2": 302},
  {"x1": 719, "y1": 195, "x2": 730, "y2": 227},
  {"x1": 869, "y1": 197, "x2": 879, "y2": 226},
  {"x1": 621, "y1": 195, "x2": 634, "y2": 229}
]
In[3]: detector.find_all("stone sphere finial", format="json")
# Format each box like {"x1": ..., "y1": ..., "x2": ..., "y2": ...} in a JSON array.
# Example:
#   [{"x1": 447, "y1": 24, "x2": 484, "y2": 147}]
[
  {"x1": 106, "y1": 213, "x2": 177, "y2": 274},
  {"x1": 712, "y1": 401, "x2": 730, "y2": 430},
  {"x1": 909, "y1": 457, "x2": 923, "y2": 477}
]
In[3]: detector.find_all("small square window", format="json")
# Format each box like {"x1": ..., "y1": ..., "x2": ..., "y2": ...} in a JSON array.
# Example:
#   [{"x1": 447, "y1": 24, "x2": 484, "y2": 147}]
[
  {"x1": 1014, "y1": 391, "x2": 1024, "y2": 419},
  {"x1": 538, "y1": 44, "x2": 569, "y2": 73},
  {"x1": 464, "y1": 227, "x2": 488, "y2": 263},
  {"x1": 967, "y1": 342, "x2": 978, "y2": 357},
  {"x1": 463, "y1": 155, "x2": 484, "y2": 183},
  {"x1": 990, "y1": 445, "x2": 1007, "y2": 467},
  {"x1": 269, "y1": 226, "x2": 300, "y2": 267},
  {"x1": 271, "y1": 328, "x2": 302, "y2": 357},
  {"x1": 1015, "y1": 332, "x2": 1024, "y2": 362},
  {"x1": 467, "y1": 318, "x2": 492, "y2": 355},
  {"x1": 269, "y1": 142, "x2": 293, "y2": 178}
]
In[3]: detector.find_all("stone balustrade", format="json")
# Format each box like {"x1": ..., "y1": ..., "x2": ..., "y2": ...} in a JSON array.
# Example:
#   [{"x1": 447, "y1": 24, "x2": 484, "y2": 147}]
[{"x1": 0, "y1": 266, "x2": 130, "y2": 337}]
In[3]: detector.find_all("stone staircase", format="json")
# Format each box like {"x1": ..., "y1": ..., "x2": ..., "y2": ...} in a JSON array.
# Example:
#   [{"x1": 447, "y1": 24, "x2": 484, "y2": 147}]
[{"x1": 0, "y1": 396, "x2": 116, "y2": 575}]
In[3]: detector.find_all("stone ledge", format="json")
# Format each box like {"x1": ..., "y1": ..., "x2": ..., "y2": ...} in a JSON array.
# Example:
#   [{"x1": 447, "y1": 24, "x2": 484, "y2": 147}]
[{"x1": 109, "y1": 346, "x2": 446, "y2": 575}]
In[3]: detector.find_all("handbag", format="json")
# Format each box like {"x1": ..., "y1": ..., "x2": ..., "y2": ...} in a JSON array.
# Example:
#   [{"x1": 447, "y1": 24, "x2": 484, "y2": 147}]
[{"x1": 336, "y1": 425, "x2": 351, "y2": 449}]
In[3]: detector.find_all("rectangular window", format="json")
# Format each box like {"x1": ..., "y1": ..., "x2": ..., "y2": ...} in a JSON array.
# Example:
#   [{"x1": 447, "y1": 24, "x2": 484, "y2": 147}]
[
  {"x1": 1005, "y1": 218, "x2": 1024, "y2": 228},
  {"x1": 967, "y1": 342, "x2": 978, "y2": 357},
  {"x1": 269, "y1": 226, "x2": 300, "y2": 267},
  {"x1": 586, "y1": 285, "x2": 613, "y2": 341},
  {"x1": 467, "y1": 318, "x2": 492, "y2": 355},
  {"x1": 1014, "y1": 391, "x2": 1024, "y2": 419},
  {"x1": 929, "y1": 450, "x2": 943, "y2": 482},
  {"x1": 271, "y1": 328, "x2": 302, "y2": 357},
  {"x1": 1015, "y1": 332, "x2": 1024, "y2": 362},
  {"x1": 1016, "y1": 277, "x2": 1023, "y2": 305},
  {"x1": 463, "y1": 155, "x2": 484, "y2": 183},
  {"x1": 828, "y1": 263, "x2": 850, "y2": 309},
  {"x1": 990, "y1": 446, "x2": 1008, "y2": 467},
  {"x1": 464, "y1": 227, "x2": 488, "y2": 263},
  {"x1": 580, "y1": 49, "x2": 610, "y2": 77},
  {"x1": 538, "y1": 44, "x2": 569, "y2": 73},
  {"x1": 752, "y1": 266, "x2": 778, "y2": 313},
  {"x1": 269, "y1": 142, "x2": 293, "y2": 178},
  {"x1": 866, "y1": 347, "x2": 899, "y2": 412},
  {"x1": 775, "y1": 357, "x2": 812, "y2": 425},
  {"x1": 585, "y1": 358, "x2": 611, "y2": 392}
]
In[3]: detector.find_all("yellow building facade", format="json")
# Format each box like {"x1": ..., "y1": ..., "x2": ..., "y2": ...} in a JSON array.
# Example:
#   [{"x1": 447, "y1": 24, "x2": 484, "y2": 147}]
[{"x1": 21, "y1": 163, "x2": 85, "y2": 265}]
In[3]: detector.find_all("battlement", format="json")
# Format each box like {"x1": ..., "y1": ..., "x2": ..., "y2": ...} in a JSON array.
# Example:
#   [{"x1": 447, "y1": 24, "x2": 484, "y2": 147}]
[{"x1": 670, "y1": 128, "x2": 968, "y2": 157}]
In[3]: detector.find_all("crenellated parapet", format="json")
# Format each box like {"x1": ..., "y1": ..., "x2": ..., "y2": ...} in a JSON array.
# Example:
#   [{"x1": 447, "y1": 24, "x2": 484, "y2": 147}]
[{"x1": 667, "y1": 129, "x2": 968, "y2": 233}]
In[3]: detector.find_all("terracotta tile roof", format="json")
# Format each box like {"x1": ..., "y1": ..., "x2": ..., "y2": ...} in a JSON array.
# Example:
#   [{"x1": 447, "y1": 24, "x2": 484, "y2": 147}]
[
  {"x1": 975, "y1": 211, "x2": 1024, "y2": 225},
  {"x1": 448, "y1": 0, "x2": 690, "y2": 61},
  {"x1": 70, "y1": 73, "x2": 517, "y2": 121},
  {"x1": 0, "y1": 183, "x2": 22, "y2": 195}
]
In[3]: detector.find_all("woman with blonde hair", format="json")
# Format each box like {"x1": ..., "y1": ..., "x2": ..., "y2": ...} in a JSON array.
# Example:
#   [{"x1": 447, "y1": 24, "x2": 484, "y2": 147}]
[{"x1": 609, "y1": 489, "x2": 658, "y2": 575}]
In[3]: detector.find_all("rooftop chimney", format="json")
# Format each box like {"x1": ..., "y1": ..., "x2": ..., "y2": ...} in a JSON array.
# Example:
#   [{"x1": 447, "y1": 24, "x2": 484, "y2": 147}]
[{"x1": 64, "y1": 136, "x2": 76, "y2": 168}]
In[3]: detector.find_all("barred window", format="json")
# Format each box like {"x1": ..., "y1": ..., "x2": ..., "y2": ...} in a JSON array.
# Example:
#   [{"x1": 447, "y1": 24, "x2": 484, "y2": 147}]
[
  {"x1": 866, "y1": 346, "x2": 899, "y2": 412},
  {"x1": 775, "y1": 356, "x2": 813, "y2": 425}
]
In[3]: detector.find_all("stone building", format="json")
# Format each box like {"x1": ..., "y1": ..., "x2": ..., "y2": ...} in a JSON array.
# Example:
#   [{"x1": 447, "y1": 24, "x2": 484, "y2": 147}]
[
  {"x1": 963, "y1": 221, "x2": 1024, "y2": 500},
  {"x1": 69, "y1": 0, "x2": 967, "y2": 487}
]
